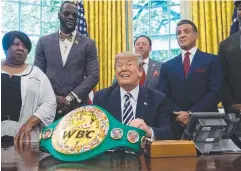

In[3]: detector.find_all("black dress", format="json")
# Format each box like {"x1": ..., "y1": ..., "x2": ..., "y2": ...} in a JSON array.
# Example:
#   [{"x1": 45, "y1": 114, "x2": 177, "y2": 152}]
[{"x1": 1, "y1": 73, "x2": 22, "y2": 142}]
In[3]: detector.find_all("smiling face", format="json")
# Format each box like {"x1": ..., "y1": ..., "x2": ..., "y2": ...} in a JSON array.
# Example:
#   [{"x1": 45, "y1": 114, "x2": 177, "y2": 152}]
[
  {"x1": 58, "y1": 3, "x2": 77, "y2": 33},
  {"x1": 176, "y1": 24, "x2": 198, "y2": 51},
  {"x1": 6, "y1": 37, "x2": 28, "y2": 65},
  {"x1": 115, "y1": 54, "x2": 143, "y2": 91}
]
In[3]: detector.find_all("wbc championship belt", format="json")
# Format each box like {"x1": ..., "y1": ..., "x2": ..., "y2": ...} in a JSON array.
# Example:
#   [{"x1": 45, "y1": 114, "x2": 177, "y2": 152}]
[{"x1": 39, "y1": 105, "x2": 146, "y2": 162}]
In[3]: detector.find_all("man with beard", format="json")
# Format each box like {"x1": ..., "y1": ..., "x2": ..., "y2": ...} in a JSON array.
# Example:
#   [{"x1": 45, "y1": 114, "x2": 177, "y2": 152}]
[{"x1": 34, "y1": 1, "x2": 99, "y2": 120}]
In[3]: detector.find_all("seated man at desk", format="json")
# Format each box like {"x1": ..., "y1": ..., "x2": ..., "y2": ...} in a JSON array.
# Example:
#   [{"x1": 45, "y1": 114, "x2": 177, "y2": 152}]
[{"x1": 93, "y1": 52, "x2": 172, "y2": 140}]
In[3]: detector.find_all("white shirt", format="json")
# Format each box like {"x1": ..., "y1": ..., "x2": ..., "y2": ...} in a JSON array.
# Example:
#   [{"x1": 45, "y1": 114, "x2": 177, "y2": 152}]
[
  {"x1": 59, "y1": 29, "x2": 77, "y2": 66},
  {"x1": 181, "y1": 46, "x2": 197, "y2": 65},
  {"x1": 1, "y1": 65, "x2": 56, "y2": 142},
  {"x1": 142, "y1": 57, "x2": 149, "y2": 76},
  {"x1": 58, "y1": 30, "x2": 81, "y2": 103},
  {"x1": 120, "y1": 85, "x2": 155, "y2": 140}
]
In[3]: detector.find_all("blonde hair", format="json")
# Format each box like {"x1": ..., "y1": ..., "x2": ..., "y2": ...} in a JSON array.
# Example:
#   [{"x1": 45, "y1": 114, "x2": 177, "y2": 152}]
[{"x1": 115, "y1": 51, "x2": 143, "y2": 68}]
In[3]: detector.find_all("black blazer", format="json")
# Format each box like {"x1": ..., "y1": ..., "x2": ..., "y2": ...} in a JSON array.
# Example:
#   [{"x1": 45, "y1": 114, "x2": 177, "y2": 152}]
[
  {"x1": 218, "y1": 31, "x2": 241, "y2": 113},
  {"x1": 93, "y1": 85, "x2": 173, "y2": 140}
]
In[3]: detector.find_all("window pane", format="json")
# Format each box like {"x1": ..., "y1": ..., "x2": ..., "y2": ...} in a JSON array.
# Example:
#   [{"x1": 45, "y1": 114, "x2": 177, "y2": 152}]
[
  {"x1": 170, "y1": 35, "x2": 180, "y2": 57},
  {"x1": 1, "y1": 2, "x2": 19, "y2": 31},
  {"x1": 0, "y1": 34, "x2": 5, "y2": 60},
  {"x1": 170, "y1": 0, "x2": 180, "y2": 5},
  {"x1": 133, "y1": 9, "x2": 149, "y2": 37},
  {"x1": 150, "y1": 7, "x2": 169, "y2": 35},
  {"x1": 42, "y1": 7, "x2": 59, "y2": 35},
  {"x1": 26, "y1": 36, "x2": 39, "y2": 64},
  {"x1": 42, "y1": 0, "x2": 63, "y2": 6},
  {"x1": 21, "y1": 0, "x2": 40, "y2": 4},
  {"x1": 133, "y1": 0, "x2": 149, "y2": 7},
  {"x1": 133, "y1": 0, "x2": 180, "y2": 61},
  {"x1": 170, "y1": 5, "x2": 180, "y2": 34},
  {"x1": 151, "y1": 50, "x2": 169, "y2": 62},
  {"x1": 150, "y1": 0, "x2": 168, "y2": 7},
  {"x1": 20, "y1": 4, "x2": 40, "y2": 34}
]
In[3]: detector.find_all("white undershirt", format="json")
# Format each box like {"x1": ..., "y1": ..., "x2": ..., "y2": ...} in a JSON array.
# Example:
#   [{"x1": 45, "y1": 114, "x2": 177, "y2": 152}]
[{"x1": 59, "y1": 30, "x2": 77, "y2": 66}]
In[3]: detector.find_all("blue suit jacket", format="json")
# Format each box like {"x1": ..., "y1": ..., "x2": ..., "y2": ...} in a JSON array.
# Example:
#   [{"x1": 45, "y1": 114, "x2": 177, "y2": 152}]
[
  {"x1": 93, "y1": 85, "x2": 172, "y2": 140},
  {"x1": 159, "y1": 50, "x2": 223, "y2": 139}
]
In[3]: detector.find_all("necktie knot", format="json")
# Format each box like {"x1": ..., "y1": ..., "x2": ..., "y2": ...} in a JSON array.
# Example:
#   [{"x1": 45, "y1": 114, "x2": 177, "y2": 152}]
[
  {"x1": 59, "y1": 32, "x2": 73, "y2": 41},
  {"x1": 125, "y1": 93, "x2": 132, "y2": 99},
  {"x1": 185, "y1": 51, "x2": 190, "y2": 57}
]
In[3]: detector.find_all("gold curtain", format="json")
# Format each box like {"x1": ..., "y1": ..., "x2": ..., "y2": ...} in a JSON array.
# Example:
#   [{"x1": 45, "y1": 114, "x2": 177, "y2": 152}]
[
  {"x1": 80, "y1": 0, "x2": 129, "y2": 91},
  {"x1": 192, "y1": 0, "x2": 234, "y2": 54}
]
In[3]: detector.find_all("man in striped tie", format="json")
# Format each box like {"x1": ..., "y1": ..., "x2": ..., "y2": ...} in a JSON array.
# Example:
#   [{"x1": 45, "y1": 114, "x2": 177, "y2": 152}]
[{"x1": 94, "y1": 52, "x2": 172, "y2": 140}]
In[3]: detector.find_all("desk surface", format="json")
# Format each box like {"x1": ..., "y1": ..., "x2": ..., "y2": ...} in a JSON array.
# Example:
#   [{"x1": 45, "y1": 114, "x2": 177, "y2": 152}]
[{"x1": 1, "y1": 143, "x2": 241, "y2": 171}]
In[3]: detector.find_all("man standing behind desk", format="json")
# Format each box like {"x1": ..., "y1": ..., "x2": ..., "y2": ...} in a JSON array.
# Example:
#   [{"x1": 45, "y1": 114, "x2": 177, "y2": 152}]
[
  {"x1": 218, "y1": 0, "x2": 241, "y2": 114},
  {"x1": 134, "y1": 35, "x2": 162, "y2": 90},
  {"x1": 94, "y1": 52, "x2": 172, "y2": 140},
  {"x1": 34, "y1": 1, "x2": 99, "y2": 120},
  {"x1": 159, "y1": 20, "x2": 223, "y2": 139}
]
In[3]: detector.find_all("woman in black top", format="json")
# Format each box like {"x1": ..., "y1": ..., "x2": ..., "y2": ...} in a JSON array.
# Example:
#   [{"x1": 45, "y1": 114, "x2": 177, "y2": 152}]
[{"x1": 1, "y1": 31, "x2": 56, "y2": 144}]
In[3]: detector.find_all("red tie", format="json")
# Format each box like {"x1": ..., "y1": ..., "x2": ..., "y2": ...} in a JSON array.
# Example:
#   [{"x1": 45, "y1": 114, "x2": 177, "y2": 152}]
[
  {"x1": 183, "y1": 52, "x2": 190, "y2": 78},
  {"x1": 140, "y1": 62, "x2": 146, "y2": 85}
]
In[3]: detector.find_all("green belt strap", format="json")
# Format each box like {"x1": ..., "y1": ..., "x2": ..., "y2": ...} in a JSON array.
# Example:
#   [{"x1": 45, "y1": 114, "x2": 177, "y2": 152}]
[{"x1": 39, "y1": 105, "x2": 146, "y2": 162}]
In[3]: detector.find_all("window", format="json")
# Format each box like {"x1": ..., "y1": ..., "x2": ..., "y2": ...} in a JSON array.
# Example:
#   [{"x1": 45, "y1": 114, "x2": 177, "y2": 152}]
[
  {"x1": 1, "y1": 0, "x2": 63, "y2": 64},
  {"x1": 133, "y1": 0, "x2": 181, "y2": 62}
]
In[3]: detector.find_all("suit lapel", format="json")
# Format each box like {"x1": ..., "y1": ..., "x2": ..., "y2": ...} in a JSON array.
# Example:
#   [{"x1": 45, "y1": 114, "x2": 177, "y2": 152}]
[
  {"x1": 108, "y1": 86, "x2": 122, "y2": 122},
  {"x1": 64, "y1": 32, "x2": 82, "y2": 68},
  {"x1": 53, "y1": 32, "x2": 64, "y2": 68},
  {"x1": 145, "y1": 59, "x2": 156, "y2": 85},
  {"x1": 231, "y1": 32, "x2": 241, "y2": 64},
  {"x1": 136, "y1": 86, "x2": 150, "y2": 120},
  {"x1": 176, "y1": 54, "x2": 185, "y2": 82}
]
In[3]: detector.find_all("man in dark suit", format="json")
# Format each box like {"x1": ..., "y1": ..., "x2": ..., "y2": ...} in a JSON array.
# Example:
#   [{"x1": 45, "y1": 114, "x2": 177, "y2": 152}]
[
  {"x1": 34, "y1": 1, "x2": 99, "y2": 119},
  {"x1": 159, "y1": 20, "x2": 223, "y2": 139},
  {"x1": 94, "y1": 52, "x2": 172, "y2": 140},
  {"x1": 218, "y1": 0, "x2": 241, "y2": 115}
]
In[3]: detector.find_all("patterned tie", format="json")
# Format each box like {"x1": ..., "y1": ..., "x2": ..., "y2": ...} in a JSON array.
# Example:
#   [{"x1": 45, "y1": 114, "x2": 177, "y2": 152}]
[
  {"x1": 123, "y1": 93, "x2": 134, "y2": 125},
  {"x1": 183, "y1": 51, "x2": 190, "y2": 78},
  {"x1": 140, "y1": 62, "x2": 146, "y2": 85},
  {"x1": 59, "y1": 32, "x2": 73, "y2": 41}
]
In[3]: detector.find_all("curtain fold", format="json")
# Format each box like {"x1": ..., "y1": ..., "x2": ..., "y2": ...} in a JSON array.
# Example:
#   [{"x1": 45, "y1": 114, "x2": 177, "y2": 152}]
[
  {"x1": 82, "y1": 0, "x2": 128, "y2": 90},
  {"x1": 192, "y1": 0, "x2": 233, "y2": 54}
]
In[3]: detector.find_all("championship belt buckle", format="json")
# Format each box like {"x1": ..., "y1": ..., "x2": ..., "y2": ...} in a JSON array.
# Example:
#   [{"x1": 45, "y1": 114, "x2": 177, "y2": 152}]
[{"x1": 39, "y1": 105, "x2": 146, "y2": 161}]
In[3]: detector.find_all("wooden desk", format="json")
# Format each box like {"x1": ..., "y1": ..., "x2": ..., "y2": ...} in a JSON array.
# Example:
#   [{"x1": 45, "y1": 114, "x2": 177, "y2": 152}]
[{"x1": 1, "y1": 143, "x2": 241, "y2": 171}]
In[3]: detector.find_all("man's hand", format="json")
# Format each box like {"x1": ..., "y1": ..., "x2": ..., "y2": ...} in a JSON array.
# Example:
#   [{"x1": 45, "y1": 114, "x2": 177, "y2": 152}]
[
  {"x1": 129, "y1": 118, "x2": 152, "y2": 137},
  {"x1": 174, "y1": 111, "x2": 190, "y2": 126},
  {"x1": 14, "y1": 122, "x2": 33, "y2": 144},
  {"x1": 56, "y1": 96, "x2": 71, "y2": 113},
  {"x1": 232, "y1": 104, "x2": 241, "y2": 111}
]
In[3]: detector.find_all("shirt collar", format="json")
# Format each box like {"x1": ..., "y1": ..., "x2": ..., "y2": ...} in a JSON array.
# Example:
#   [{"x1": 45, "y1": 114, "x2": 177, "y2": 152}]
[
  {"x1": 181, "y1": 46, "x2": 197, "y2": 57},
  {"x1": 120, "y1": 85, "x2": 139, "y2": 101},
  {"x1": 143, "y1": 57, "x2": 149, "y2": 65},
  {"x1": 59, "y1": 29, "x2": 77, "y2": 38}
]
